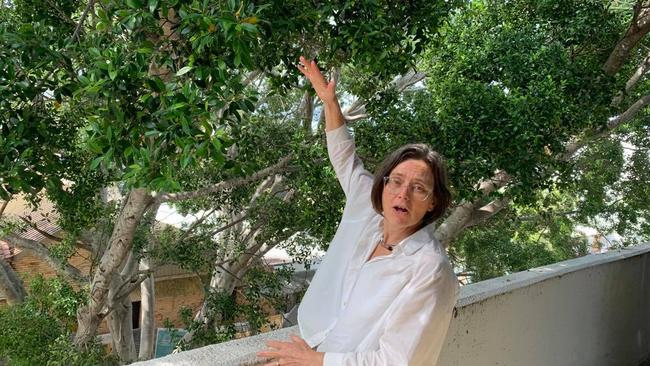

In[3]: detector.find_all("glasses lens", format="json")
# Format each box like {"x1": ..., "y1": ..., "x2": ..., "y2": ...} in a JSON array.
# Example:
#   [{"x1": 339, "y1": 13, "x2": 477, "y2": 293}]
[
  {"x1": 385, "y1": 177, "x2": 430, "y2": 200},
  {"x1": 414, "y1": 191, "x2": 430, "y2": 201}
]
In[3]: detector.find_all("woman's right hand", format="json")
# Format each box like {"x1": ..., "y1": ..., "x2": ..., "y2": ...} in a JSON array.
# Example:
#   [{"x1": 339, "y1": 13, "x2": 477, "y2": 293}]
[{"x1": 297, "y1": 56, "x2": 337, "y2": 105}]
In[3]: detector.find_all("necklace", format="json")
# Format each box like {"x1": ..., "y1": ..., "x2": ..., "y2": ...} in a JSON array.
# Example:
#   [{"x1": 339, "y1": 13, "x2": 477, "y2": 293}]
[{"x1": 379, "y1": 237, "x2": 396, "y2": 251}]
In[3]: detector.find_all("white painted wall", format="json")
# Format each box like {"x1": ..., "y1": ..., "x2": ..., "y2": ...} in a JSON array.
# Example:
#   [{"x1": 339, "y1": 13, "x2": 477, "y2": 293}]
[
  {"x1": 438, "y1": 244, "x2": 650, "y2": 366},
  {"x1": 131, "y1": 243, "x2": 650, "y2": 366}
]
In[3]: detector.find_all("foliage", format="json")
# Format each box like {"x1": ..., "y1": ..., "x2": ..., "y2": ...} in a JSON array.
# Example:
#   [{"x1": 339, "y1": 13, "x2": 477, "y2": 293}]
[
  {"x1": 350, "y1": 0, "x2": 649, "y2": 275},
  {"x1": 2, "y1": 0, "x2": 650, "y2": 357},
  {"x1": 0, "y1": 302, "x2": 62, "y2": 365},
  {"x1": 422, "y1": 0, "x2": 621, "y2": 202},
  {"x1": 1, "y1": 0, "x2": 460, "y2": 356},
  {"x1": 238, "y1": 265, "x2": 294, "y2": 333},
  {"x1": 176, "y1": 264, "x2": 294, "y2": 349},
  {"x1": 0, "y1": 275, "x2": 114, "y2": 366},
  {"x1": 451, "y1": 188, "x2": 589, "y2": 281}
]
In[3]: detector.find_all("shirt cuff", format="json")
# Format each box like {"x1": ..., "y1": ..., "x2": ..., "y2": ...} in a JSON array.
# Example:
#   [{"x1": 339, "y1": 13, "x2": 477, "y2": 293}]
[{"x1": 323, "y1": 352, "x2": 345, "y2": 366}]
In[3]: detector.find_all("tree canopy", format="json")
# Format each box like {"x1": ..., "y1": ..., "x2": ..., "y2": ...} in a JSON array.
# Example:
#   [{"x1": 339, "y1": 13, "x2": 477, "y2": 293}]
[{"x1": 1, "y1": 0, "x2": 650, "y2": 363}]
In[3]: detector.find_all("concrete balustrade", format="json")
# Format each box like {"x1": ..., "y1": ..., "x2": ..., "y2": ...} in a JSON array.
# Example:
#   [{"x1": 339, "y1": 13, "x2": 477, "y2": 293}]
[{"x1": 131, "y1": 243, "x2": 650, "y2": 366}]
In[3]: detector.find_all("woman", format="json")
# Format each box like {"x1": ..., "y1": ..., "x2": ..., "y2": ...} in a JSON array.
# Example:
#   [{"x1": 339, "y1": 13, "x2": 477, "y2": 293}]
[{"x1": 257, "y1": 57, "x2": 459, "y2": 366}]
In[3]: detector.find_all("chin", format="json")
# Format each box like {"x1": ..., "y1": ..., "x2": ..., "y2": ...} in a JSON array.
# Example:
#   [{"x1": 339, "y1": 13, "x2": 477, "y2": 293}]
[{"x1": 384, "y1": 213, "x2": 416, "y2": 229}]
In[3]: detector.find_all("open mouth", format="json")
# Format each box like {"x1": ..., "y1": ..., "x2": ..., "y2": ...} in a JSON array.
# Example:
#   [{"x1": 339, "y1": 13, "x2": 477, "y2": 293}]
[{"x1": 393, "y1": 205, "x2": 409, "y2": 215}]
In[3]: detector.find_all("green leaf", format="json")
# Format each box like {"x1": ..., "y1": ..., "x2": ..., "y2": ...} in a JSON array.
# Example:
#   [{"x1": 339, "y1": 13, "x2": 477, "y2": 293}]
[
  {"x1": 89, "y1": 156, "x2": 103, "y2": 169},
  {"x1": 170, "y1": 102, "x2": 187, "y2": 110},
  {"x1": 109, "y1": 69, "x2": 117, "y2": 81},
  {"x1": 126, "y1": 0, "x2": 143, "y2": 9},
  {"x1": 176, "y1": 66, "x2": 192, "y2": 76},
  {"x1": 136, "y1": 47, "x2": 153, "y2": 54},
  {"x1": 181, "y1": 154, "x2": 191, "y2": 169},
  {"x1": 89, "y1": 48, "x2": 101, "y2": 58},
  {"x1": 148, "y1": 0, "x2": 159, "y2": 13},
  {"x1": 144, "y1": 130, "x2": 160, "y2": 137}
]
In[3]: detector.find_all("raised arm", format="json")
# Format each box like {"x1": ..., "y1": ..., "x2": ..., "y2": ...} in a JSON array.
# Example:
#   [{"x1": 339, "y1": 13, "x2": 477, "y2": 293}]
[
  {"x1": 297, "y1": 56, "x2": 345, "y2": 132},
  {"x1": 298, "y1": 57, "x2": 373, "y2": 205}
]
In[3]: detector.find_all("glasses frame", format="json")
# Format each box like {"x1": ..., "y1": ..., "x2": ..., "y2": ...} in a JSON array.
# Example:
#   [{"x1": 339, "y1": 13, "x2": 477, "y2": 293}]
[{"x1": 383, "y1": 176, "x2": 432, "y2": 202}]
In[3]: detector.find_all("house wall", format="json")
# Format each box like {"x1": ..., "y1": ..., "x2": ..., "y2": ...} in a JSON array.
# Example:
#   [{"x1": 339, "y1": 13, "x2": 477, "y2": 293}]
[
  {"x1": 9, "y1": 247, "x2": 92, "y2": 285},
  {"x1": 5, "y1": 249, "x2": 204, "y2": 334},
  {"x1": 128, "y1": 276, "x2": 205, "y2": 330}
]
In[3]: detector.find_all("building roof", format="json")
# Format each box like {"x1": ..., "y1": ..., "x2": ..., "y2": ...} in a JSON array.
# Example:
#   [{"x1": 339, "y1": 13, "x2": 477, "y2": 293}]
[
  {"x1": 2, "y1": 194, "x2": 61, "y2": 243},
  {"x1": 0, "y1": 240, "x2": 21, "y2": 260}
]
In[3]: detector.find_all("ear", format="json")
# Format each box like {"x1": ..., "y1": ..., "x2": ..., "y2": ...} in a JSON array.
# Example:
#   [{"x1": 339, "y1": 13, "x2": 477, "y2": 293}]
[{"x1": 428, "y1": 202, "x2": 435, "y2": 212}]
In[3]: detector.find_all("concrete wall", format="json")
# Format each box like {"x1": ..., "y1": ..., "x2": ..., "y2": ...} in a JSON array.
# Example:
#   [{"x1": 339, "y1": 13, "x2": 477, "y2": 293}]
[
  {"x1": 131, "y1": 243, "x2": 650, "y2": 366},
  {"x1": 438, "y1": 243, "x2": 650, "y2": 366}
]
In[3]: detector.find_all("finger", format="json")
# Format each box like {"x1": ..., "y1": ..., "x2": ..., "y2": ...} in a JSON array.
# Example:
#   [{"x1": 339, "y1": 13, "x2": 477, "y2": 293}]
[
  {"x1": 306, "y1": 63, "x2": 327, "y2": 85},
  {"x1": 299, "y1": 55, "x2": 308, "y2": 67},
  {"x1": 257, "y1": 350, "x2": 281, "y2": 358},
  {"x1": 328, "y1": 78, "x2": 336, "y2": 90},
  {"x1": 298, "y1": 57, "x2": 309, "y2": 71},
  {"x1": 296, "y1": 64, "x2": 307, "y2": 76}
]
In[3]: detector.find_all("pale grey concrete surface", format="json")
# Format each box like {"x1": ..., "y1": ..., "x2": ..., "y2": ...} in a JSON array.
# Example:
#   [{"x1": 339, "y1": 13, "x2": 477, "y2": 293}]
[
  {"x1": 437, "y1": 243, "x2": 650, "y2": 366},
  {"x1": 130, "y1": 326, "x2": 297, "y2": 366},
  {"x1": 131, "y1": 243, "x2": 650, "y2": 366}
]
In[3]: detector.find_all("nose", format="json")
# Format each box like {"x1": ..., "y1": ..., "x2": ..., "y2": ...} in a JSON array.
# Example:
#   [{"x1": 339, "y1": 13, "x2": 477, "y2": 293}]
[{"x1": 395, "y1": 184, "x2": 411, "y2": 200}]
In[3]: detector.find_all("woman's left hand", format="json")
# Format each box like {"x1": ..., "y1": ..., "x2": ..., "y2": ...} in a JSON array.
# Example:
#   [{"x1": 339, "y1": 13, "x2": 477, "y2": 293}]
[{"x1": 257, "y1": 334, "x2": 324, "y2": 366}]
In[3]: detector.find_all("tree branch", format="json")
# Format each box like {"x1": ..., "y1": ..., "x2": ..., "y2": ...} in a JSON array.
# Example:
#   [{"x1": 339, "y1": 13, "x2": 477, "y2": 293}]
[
  {"x1": 603, "y1": 0, "x2": 650, "y2": 75},
  {"x1": 114, "y1": 269, "x2": 157, "y2": 302},
  {"x1": 72, "y1": 0, "x2": 96, "y2": 41},
  {"x1": 435, "y1": 171, "x2": 512, "y2": 247},
  {"x1": 18, "y1": 215, "x2": 64, "y2": 242},
  {"x1": 0, "y1": 259, "x2": 26, "y2": 305},
  {"x1": 465, "y1": 197, "x2": 510, "y2": 228},
  {"x1": 301, "y1": 90, "x2": 314, "y2": 135},
  {"x1": 562, "y1": 93, "x2": 650, "y2": 160},
  {"x1": 477, "y1": 170, "x2": 512, "y2": 196},
  {"x1": 5, "y1": 233, "x2": 89, "y2": 283},
  {"x1": 612, "y1": 49, "x2": 650, "y2": 106},
  {"x1": 157, "y1": 155, "x2": 293, "y2": 203},
  {"x1": 0, "y1": 199, "x2": 9, "y2": 220},
  {"x1": 342, "y1": 69, "x2": 426, "y2": 123}
]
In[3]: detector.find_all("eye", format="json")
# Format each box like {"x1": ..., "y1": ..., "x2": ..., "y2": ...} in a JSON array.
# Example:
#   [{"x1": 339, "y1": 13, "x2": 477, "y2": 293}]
[
  {"x1": 390, "y1": 177, "x2": 403, "y2": 186},
  {"x1": 413, "y1": 185, "x2": 426, "y2": 193}
]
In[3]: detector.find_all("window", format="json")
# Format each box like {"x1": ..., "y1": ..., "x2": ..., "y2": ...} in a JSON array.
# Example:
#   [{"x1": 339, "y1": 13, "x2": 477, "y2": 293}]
[{"x1": 132, "y1": 301, "x2": 141, "y2": 329}]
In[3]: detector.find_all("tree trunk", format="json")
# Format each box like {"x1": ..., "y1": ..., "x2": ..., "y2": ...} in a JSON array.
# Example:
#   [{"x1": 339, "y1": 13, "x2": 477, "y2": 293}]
[
  {"x1": 138, "y1": 257, "x2": 155, "y2": 361},
  {"x1": 137, "y1": 201, "x2": 161, "y2": 361},
  {"x1": 74, "y1": 188, "x2": 152, "y2": 351},
  {"x1": 0, "y1": 259, "x2": 25, "y2": 305},
  {"x1": 435, "y1": 201, "x2": 477, "y2": 248},
  {"x1": 107, "y1": 295, "x2": 137, "y2": 363},
  {"x1": 176, "y1": 260, "x2": 242, "y2": 348}
]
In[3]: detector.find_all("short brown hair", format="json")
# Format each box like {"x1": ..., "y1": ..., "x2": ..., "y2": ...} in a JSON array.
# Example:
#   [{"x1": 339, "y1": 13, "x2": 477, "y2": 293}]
[{"x1": 371, "y1": 144, "x2": 452, "y2": 228}]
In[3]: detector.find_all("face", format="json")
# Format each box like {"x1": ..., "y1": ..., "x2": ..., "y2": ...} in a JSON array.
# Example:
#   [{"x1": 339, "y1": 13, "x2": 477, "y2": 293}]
[{"x1": 381, "y1": 159, "x2": 435, "y2": 233}]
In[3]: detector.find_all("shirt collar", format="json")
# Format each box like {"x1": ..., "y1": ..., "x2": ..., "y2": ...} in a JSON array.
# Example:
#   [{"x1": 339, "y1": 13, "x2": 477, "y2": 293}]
[
  {"x1": 402, "y1": 223, "x2": 436, "y2": 255},
  {"x1": 376, "y1": 218, "x2": 436, "y2": 256}
]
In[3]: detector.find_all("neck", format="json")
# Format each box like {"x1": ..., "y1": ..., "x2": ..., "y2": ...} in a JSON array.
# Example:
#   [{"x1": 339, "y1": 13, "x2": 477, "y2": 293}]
[{"x1": 382, "y1": 221, "x2": 418, "y2": 245}]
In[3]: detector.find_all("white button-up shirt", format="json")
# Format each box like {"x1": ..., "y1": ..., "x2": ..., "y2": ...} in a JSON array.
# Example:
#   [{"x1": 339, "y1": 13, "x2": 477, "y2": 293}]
[{"x1": 298, "y1": 126, "x2": 459, "y2": 365}]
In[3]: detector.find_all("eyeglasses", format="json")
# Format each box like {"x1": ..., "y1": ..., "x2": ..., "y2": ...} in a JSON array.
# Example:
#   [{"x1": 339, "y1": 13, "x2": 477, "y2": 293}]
[{"x1": 383, "y1": 176, "x2": 432, "y2": 201}]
